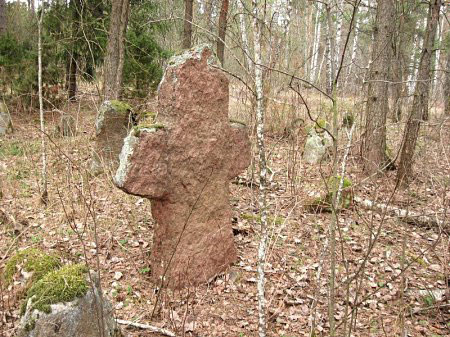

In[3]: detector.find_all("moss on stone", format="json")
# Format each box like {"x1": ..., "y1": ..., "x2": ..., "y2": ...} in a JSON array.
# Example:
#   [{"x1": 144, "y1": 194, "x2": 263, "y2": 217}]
[
  {"x1": 328, "y1": 175, "x2": 352, "y2": 191},
  {"x1": 22, "y1": 264, "x2": 89, "y2": 315},
  {"x1": 2, "y1": 248, "x2": 61, "y2": 286},
  {"x1": 110, "y1": 100, "x2": 132, "y2": 113},
  {"x1": 132, "y1": 123, "x2": 166, "y2": 137}
]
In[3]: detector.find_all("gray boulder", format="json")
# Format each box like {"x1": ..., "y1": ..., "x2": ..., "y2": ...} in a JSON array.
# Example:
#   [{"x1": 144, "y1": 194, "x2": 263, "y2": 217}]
[
  {"x1": 0, "y1": 102, "x2": 13, "y2": 136},
  {"x1": 303, "y1": 128, "x2": 332, "y2": 164},
  {"x1": 18, "y1": 264, "x2": 120, "y2": 337}
]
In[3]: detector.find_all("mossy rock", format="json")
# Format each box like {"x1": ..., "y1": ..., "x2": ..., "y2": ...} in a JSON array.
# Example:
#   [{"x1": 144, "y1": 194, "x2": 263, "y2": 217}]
[
  {"x1": 21, "y1": 264, "x2": 89, "y2": 315},
  {"x1": 342, "y1": 113, "x2": 354, "y2": 128},
  {"x1": 305, "y1": 176, "x2": 353, "y2": 213},
  {"x1": 109, "y1": 100, "x2": 132, "y2": 113},
  {"x1": 328, "y1": 175, "x2": 352, "y2": 191},
  {"x1": 315, "y1": 118, "x2": 328, "y2": 132},
  {"x1": 241, "y1": 213, "x2": 285, "y2": 225},
  {"x1": 132, "y1": 123, "x2": 166, "y2": 137},
  {"x1": 2, "y1": 248, "x2": 61, "y2": 287}
]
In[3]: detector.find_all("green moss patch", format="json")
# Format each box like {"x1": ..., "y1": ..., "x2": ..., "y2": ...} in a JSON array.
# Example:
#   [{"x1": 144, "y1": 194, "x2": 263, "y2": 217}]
[
  {"x1": 132, "y1": 122, "x2": 166, "y2": 137},
  {"x1": 241, "y1": 213, "x2": 285, "y2": 226},
  {"x1": 22, "y1": 264, "x2": 89, "y2": 315},
  {"x1": 2, "y1": 248, "x2": 61, "y2": 286},
  {"x1": 110, "y1": 100, "x2": 132, "y2": 113}
]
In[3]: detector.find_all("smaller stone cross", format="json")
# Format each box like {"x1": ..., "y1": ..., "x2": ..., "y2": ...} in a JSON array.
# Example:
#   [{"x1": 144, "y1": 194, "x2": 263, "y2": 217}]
[{"x1": 115, "y1": 45, "x2": 251, "y2": 289}]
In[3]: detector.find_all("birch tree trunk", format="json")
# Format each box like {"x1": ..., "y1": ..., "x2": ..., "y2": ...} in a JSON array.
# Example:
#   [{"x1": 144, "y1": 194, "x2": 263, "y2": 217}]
[
  {"x1": 182, "y1": 0, "x2": 194, "y2": 49},
  {"x1": 310, "y1": 2, "x2": 323, "y2": 83},
  {"x1": 334, "y1": 0, "x2": 343, "y2": 73},
  {"x1": 236, "y1": 0, "x2": 252, "y2": 73},
  {"x1": 216, "y1": 0, "x2": 229, "y2": 66},
  {"x1": 362, "y1": 0, "x2": 395, "y2": 175},
  {"x1": 38, "y1": 7, "x2": 48, "y2": 204},
  {"x1": 252, "y1": 1, "x2": 268, "y2": 336},
  {"x1": 445, "y1": 51, "x2": 450, "y2": 115},
  {"x1": 283, "y1": 0, "x2": 292, "y2": 68},
  {"x1": 325, "y1": 2, "x2": 335, "y2": 96},
  {"x1": 397, "y1": 0, "x2": 441, "y2": 185},
  {"x1": 345, "y1": 7, "x2": 360, "y2": 87},
  {"x1": 103, "y1": 0, "x2": 130, "y2": 100},
  {"x1": 432, "y1": 9, "x2": 444, "y2": 96}
]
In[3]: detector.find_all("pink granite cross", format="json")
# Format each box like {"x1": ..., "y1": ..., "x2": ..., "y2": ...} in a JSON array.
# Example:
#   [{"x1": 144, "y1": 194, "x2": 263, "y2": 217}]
[{"x1": 114, "y1": 45, "x2": 251, "y2": 289}]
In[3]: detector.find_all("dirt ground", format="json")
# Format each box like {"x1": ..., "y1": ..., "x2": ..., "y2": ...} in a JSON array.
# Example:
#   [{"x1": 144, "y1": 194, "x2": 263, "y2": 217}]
[{"x1": 0, "y1": 94, "x2": 449, "y2": 337}]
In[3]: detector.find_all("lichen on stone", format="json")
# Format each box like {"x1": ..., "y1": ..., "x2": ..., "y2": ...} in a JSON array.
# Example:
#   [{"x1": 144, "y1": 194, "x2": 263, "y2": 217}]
[
  {"x1": 2, "y1": 248, "x2": 61, "y2": 286},
  {"x1": 114, "y1": 131, "x2": 139, "y2": 188},
  {"x1": 21, "y1": 264, "x2": 89, "y2": 315}
]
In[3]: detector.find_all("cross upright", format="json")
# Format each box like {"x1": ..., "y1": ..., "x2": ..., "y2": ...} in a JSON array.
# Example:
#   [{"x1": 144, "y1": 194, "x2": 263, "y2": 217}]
[{"x1": 115, "y1": 45, "x2": 251, "y2": 289}]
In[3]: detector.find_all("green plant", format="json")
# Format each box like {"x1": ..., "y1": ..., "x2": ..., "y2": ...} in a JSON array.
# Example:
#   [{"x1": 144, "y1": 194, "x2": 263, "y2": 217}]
[{"x1": 21, "y1": 264, "x2": 89, "y2": 315}]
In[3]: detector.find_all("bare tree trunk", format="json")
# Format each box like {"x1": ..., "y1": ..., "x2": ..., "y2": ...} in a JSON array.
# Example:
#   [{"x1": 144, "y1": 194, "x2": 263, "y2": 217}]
[
  {"x1": 310, "y1": 2, "x2": 323, "y2": 83},
  {"x1": 334, "y1": 0, "x2": 344, "y2": 72},
  {"x1": 67, "y1": 54, "x2": 78, "y2": 101},
  {"x1": 325, "y1": 2, "x2": 335, "y2": 96},
  {"x1": 236, "y1": 0, "x2": 252, "y2": 73},
  {"x1": 182, "y1": 0, "x2": 194, "y2": 49},
  {"x1": 445, "y1": 51, "x2": 450, "y2": 115},
  {"x1": 345, "y1": 6, "x2": 360, "y2": 87},
  {"x1": 362, "y1": 0, "x2": 396, "y2": 175},
  {"x1": 216, "y1": 0, "x2": 229, "y2": 66},
  {"x1": 204, "y1": 0, "x2": 214, "y2": 36},
  {"x1": 37, "y1": 9, "x2": 48, "y2": 205},
  {"x1": 252, "y1": 2, "x2": 267, "y2": 336},
  {"x1": 103, "y1": 0, "x2": 130, "y2": 100},
  {"x1": 0, "y1": 0, "x2": 6, "y2": 34},
  {"x1": 397, "y1": 0, "x2": 441, "y2": 185},
  {"x1": 391, "y1": 0, "x2": 407, "y2": 122}
]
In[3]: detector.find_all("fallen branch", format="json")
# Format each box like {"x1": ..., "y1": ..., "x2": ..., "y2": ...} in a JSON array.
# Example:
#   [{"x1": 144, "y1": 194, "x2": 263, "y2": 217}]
[
  {"x1": 353, "y1": 196, "x2": 448, "y2": 231},
  {"x1": 116, "y1": 319, "x2": 176, "y2": 337}
]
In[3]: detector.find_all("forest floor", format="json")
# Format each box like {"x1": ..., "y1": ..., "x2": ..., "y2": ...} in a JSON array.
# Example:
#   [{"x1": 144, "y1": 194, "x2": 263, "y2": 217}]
[{"x1": 0, "y1": 93, "x2": 449, "y2": 337}]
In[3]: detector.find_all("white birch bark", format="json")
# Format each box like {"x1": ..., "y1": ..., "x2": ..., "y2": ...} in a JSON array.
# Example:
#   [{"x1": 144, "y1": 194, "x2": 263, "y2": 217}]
[
  {"x1": 432, "y1": 6, "x2": 445, "y2": 95},
  {"x1": 252, "y1": 1, "x2": 268, "y2": 336},
  {"x1": 408, "y1": 18, "x2": 426, "y2": 95},
  {"x1": 345, "y1": 10, "x2": 360, "y2": 85},
  {"x1": 334, "y1": 0, "x2": 344, "y2": 73},
  {"x1": 37, "y1": 5, "x2": 48, "y2": 204},
  {"x1": 237, "y1": 0, "x2": 253, "y2": 73},
  {"x1": 325, "y1": 3, "x2": 335, "y2": 95},
  {"x1": 283, "y1": 0, "x2": 292, "y2": 68},
  {"x1": 310, "y1": 2, "x2": 323, "y2": 83}
]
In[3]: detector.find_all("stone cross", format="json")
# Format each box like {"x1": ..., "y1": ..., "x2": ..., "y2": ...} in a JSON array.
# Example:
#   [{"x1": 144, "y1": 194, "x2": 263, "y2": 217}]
[{"x1": 114, "y1": 45, "x2": 251, "y2": 289}]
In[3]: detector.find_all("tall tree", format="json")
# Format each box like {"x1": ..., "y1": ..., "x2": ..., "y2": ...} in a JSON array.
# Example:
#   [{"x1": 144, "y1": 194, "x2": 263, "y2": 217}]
[
  {"x1": 397, "y1": 0, "x2": 441, "y2": 185},
  {"x1": 0, "y1": 0, "x2": 6, "y2": 34},
  {"x1": 182, "y1": 0, "x2": 193, "y2": 49},
  {"x1": 445, "y1": 50, "x2": 450, "y2": 115},
  {"x1": 67, "y1": 0, "x2": 81, "y2": 101},
  {"x1": 216, "y1": 0, "x2": 228, "y2": 66},
  {"x1": 362, "y1": 0, "x2": 396, "y2": 175},
  {"x1": 37, "y1": 6, "x2": 48, "y2": 204},
  {"x1": 252, "y1": 1, "x2": 268, "y2": 336},
  {"x1": 103, "y1": 0, "x2": 130, "y2": 100}
]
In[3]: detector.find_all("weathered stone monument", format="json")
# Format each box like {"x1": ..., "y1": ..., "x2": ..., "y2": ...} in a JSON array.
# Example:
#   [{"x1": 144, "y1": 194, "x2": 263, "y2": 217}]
[
  {"x1": 303, "y1": 127, "x2": 332, "y2": 164},
  {"x1": 91, "y1": 100, "x2": 133, "y2": 175},
  {"x1": 114, "y1": 45, "x2": 251, "y2": 288},
  {"x1": 0, "y1": 101, "x2": 13, "y2": 136}
]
